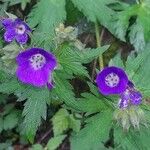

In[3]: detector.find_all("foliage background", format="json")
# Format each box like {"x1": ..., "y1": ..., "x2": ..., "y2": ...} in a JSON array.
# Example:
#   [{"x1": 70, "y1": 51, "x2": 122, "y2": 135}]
[{"x1": 0, "y1": 0, "x2": 150, "y2": 149}]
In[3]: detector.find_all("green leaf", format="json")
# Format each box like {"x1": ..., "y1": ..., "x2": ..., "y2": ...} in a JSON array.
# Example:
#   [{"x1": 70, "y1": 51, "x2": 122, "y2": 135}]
[
  {"x1": 1, "y1": 79, "x2": 36, "y2": 104},
  {"x1": 77, "y1": 93, "x2": 109, "y2": 113},
  {"x1": 3, "y1": 111, "x2": 19, "y2": 130},
  {"x1": 53, "y1": 70, "x2": 109, "y2": 113},
  {"x1": 87, "y1": 82, "x2": 100, "y2": 97},
  {"x1": 0, "y1": 42, "x2": 21, "y2": 74},
  {"x1": 53, "y1": 71, "x2": 79, "y2": 110},
  {"x1": 66, "y1": 0, "x2": 83, "y2": 24},
  {"x1": 0, "y1": 77, "x2": 22, "y2": 94},
  {"x1": 71, "y1": 0, "x2": 116, "y2": 33},
  {"x1": 57, "y1": 45, "x2": 109, "y2": 77},
  {"x1": 71, "y1": 111, "x2": 112, "y2": 150},
  {"x1": 21, "y1": 0, "x2": 31, "y2": 10},
  {"x1": 0, "y1": 70, "x2": 10, "y2": 82},
  {"x1": 2, "y1": 104, "x2": 15, "y2": 116},
  {"x1": 5, "y1": 0, "x2": 30, "y2": 9},
  {"x1": 114, "y1": 1, "x2": 150, "y2": 51},
  {"x1": 78, "y1": 46, "x2": 110, "y2": 64},
  {"x1": 27, "y1": 0, "x2": 66, "y2": 46},
  {"x1": 5, "y1": 0, "x2": 22, "y2": 6},
  {"x1": 31, "y1": 144, "x2": 43, "y2": 150},
  {"x1": 0, "y1": 118, "x2": 3, "y2": 133},
  {"x1": 74, "y1": 82, "x2": 112, "y2": 113},
  {"x1": 22, "y1": 88, "x2": 49, "y2": 142},
  {"x1": 52, "y1": 108, "x2": 81, "y2": 137},
  {"x1": 60, "y1": 61, "x2": 89, "y2": 77},
  {"x1": 114, "y1": 43, "x2": 150, "y2": 114},
  {"x1": 125, "y1": 45, "x2": 150, "y2": 97},
  {"x1": 109, "y1": 53, "x2": 124, "y2": 69},
  {"x1": 52, "y1": 108, "x2": 69, "y2": 136},
  {"x1": 0, "y1": 1, "x2": 8, "y2": 16},
  {"x1": 0, "y1": 36, "x2": 3, "y2": 48},
  {"x1": 114, "y1": 126, "x2": 150, "y2": 150},
  {"x1": 0, "y1": 143, "x2": 12, "y2": 150},
  {"x1": 129, "y1": 18, "x2": 145, "y2": 52},
  {"x1": 0, "y1": 94, "x2": 8, "y2": 104},
  {"x1": 113, "y1": 4, "x2": 136, "y2": 42},
  {"x1": 69, "y1": 115, "x2": 81, "y2": 133},
  {"x1": 46, "y1": 135, "x2": 66, "y2": 150}
]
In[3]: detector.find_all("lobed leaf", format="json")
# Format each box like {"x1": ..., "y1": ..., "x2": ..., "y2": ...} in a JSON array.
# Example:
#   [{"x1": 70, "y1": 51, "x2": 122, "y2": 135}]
[
  {"x1": 71, "y1": 111, "x2": 113, "y2": 150},
  {"x1": 114, "y1": 1, "x2": 150, "y2": 51},
  {"x1": 22, "y1": 88, "x2": 49, "y2": 142},
  {"x1": 27, "y1": 0, "x2": 66, "y2": 47},
  {"x1": 71, "y1": 0, "x2": 116, "y2": 33},
  {"x1": 46, "y1": 135, "x2": 66, "y2": 150}
]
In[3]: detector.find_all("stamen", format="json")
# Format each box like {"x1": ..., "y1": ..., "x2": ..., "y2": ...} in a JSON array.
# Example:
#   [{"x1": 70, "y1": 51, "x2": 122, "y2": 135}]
[
  {"x1": 105, "y1": 72, "x2": 119, "y2": 87},
  {"x1": 16, "y1": 24, "x2": 26, "y2": 35},
  {"x1": 29, "y1": 54, "x2": 46, "y2": 70}
]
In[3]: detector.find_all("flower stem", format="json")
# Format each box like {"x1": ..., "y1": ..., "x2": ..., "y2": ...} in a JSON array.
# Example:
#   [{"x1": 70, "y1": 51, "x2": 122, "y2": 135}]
[
  {"x1": 136, "y1": 0, "x2": 143, "y2": 4},
  {"x1": 95, "y1": 22, "x2": 104, "y2": 70}
]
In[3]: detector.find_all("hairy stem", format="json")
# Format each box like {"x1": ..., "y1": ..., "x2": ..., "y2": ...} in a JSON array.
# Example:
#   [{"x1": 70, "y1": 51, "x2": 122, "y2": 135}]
[
  {"x1": 91, "y1": 23, "x2": 104, "y2": 81},
  {"x1": 95, "y1": 22, "x2": 104, "y2": 70}
]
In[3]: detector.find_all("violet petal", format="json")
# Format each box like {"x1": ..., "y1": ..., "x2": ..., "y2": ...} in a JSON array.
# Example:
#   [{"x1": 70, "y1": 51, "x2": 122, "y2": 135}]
[
  {"x1": 2, "y1": 19, "x2": 14, "y2": 29},
  {"x1": 4, "y1": 29, "x2": 16, "y2": 42},
  {"x1": 16, "y1": 65, "x2": 50, "y2": 87},
  {"x1": 130, "y1": 91, "x2": 142, "y2": 105},
  {"x1": 16, "y1": 34, "x2": 28, "y2": 45}
]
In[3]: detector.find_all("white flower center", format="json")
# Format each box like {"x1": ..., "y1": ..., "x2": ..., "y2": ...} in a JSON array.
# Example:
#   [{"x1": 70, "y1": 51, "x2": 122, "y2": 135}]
[
  {"x1": 105, "y1": 72, "x2": 120, "y2": 87},
  {"x1": 16, "y1": 24, "x2": 26, "y2": 35},
  {"x1": 29, "y1": 54, "x2": 46, "y2": 70}
]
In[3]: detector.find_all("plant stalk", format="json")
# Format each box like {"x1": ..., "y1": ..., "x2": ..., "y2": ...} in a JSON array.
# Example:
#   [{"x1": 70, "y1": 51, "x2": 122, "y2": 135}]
[{"x1": 95, "y1": 22, "x2": 104, "y2": 70}]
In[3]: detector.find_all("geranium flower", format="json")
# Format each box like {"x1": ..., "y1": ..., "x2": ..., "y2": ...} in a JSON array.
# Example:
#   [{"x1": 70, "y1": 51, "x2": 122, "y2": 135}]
[
  {"x1": 16, "y1": 48, "x2": 57, "y2": 88},
  {"x1": 96, "y1": 66, "x2": 128, "y2": 95},
  {"x1": 118, "y1": 81, "x2": 142, "y2": 109},
  {"x1": 2, "y1": 18, "x2": 31, "y2": 44}
]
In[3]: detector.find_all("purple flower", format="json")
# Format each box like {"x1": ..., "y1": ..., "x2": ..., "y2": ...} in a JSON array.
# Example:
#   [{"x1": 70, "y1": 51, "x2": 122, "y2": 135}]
[
  {"x1": 2, "y1": 18, "x2": 31, "y2": 44},
  {"x1": 118, "y1": 82, "x2": 142, "y2": 109},
  {"x1": 96, "y1": 66, "x2": 128, "y2": 95},
  {"x1": 16, "y1": 48, "x2": 57, "y2": 87}
]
